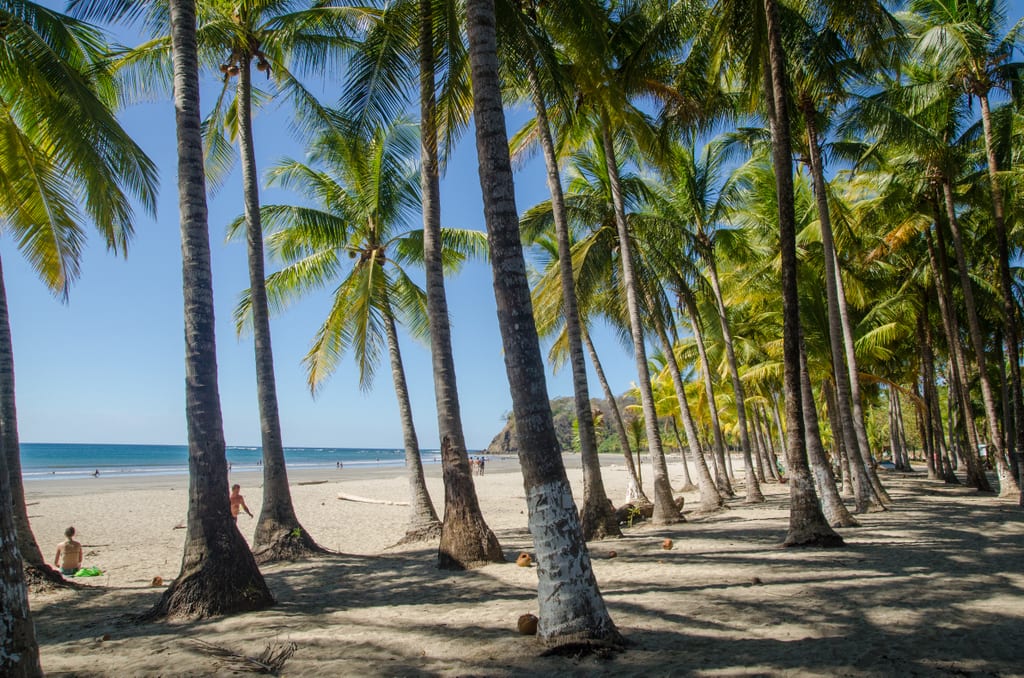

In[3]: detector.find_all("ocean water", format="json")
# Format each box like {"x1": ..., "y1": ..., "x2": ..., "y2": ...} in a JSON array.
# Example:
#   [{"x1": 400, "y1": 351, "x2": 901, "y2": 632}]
[{"x1": 19, "y1": 443, "x2": 442, "y2": 481}]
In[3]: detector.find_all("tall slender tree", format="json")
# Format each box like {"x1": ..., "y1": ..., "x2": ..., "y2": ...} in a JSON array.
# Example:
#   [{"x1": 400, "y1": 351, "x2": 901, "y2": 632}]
[{"x1": 464, "y1": 0, "x2": 621, "y2": 647}]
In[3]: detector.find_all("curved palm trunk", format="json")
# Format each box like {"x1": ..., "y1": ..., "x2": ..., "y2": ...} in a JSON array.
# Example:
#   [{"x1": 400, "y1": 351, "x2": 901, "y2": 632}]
[
  {"x1": 926, "y1": 219, "x2": 989, "y2": 489},
  {"x1": 0, "y1": 259, "x2": 40, "y2": 677},
  {"x1": 525, "y1": 51, "x2": 618, "y2": 541},
  {"x1": 651, "y1": 314, "x2": 721, "y2": 511},
  {"x1": 940, "y1": 178, "x2": 1019, "y2": 496},
  {"x1": 978, "y1": 94, "x2": 1024, "y2": 506},
  {"x1": 384, "y1": 313, "x2": 441, "y2": 542},
  {"x1": 0, "y1": 256, "x2": 64, "y2": 589},
  {"x1": 764, "y1": 0, "x2": 840, "y2": 546},
  {"x1": 420, "y1": 0, "x2": 502, "y2": 569},
  {"x1": 465, "y1": 0, "x2": 620, "y2": 647},
  {"x1": 668, "y1": 417, "x2": 696, "y2": 490},
  {"x1": 599, "y1": 112, "x2": 678, "y2": 525},
  {"x1": 583, "y1": 329, "x2": 647, "y2": 504},
  {"x1": 236, "y1": 60, "x2": 324, "y2": 564},
  {"x1": 683, "y1": 293, "x2": 735, "y2": 497},
  {"x1": 706, "y1": 258, "x2": 763, "y2": 502},
  {"x1": 753, "y1": 407, "x2": 778, "y2": 482},
  {"x1": 830, "y1": 250, "x2": 890, "y2": 503},
  {"x1": 801, "y1": 378, "x2": 857, "y2": 528},
  {"x1": 802, "y1": 106, "x2": 878, "y2": 512},
  {"x1": 152, "y1": 0, "x2": 273, "y2": 619}
]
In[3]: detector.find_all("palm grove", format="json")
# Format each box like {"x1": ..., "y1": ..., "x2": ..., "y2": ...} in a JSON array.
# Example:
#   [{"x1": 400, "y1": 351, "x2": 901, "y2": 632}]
[{"x1": 2, "y1": 0, "x2": 1023, "y2": 671}]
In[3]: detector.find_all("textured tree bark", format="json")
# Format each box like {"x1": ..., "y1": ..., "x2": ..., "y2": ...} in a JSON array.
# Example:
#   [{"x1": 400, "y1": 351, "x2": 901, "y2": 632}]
[
  {"x1": 236, "y1": 60, "x2": 325, "y2": 564},
  {"x1": 420, "y1": 0, "x2": 502, "y2": 568},
  {"x1": 152, "y1": 0, "x2": 274, "y2": 619},
  {"x1": 598, "y1": 112, "x2": 679, "y2": 524},
  {"x1": 464, "y1": 0, "x2": 620, "y2": 647},
  {"x1": 764, "y1": 0, "x2": 840, "y2": 546},
  {"x1": 682, "y1": 292, "x2": 734, "y2": 497},
  {"x1": 524, "y1": 43, "x2": 619, "y2": 541},
  {"x1": 706, "y1": 259, "x2": 763, "y2": 503},
  {"x1": 383, "y1": 314, "x2": 441, "y2": 542},
  {"x1": 939, "y1": 179, "x2": 1017, "y2": 495},
  {"x1": 0, "y1": 262, "x2": 40, "y2": 675},
  {"x1": 583, "y1": 330, "x2": 647, "y2": 504},
  {"x1": 0, "y1": 255, "x2": 64, "y2": 590}
]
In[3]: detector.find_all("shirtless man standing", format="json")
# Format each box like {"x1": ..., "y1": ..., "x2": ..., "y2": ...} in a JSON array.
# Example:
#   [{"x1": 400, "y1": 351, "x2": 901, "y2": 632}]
[
  {"x1": 54, "y1": 526, "x2": 83, "y2": 575},
  {"x1": 230, "y1": 484, "x2": 253, "y2": 521}
]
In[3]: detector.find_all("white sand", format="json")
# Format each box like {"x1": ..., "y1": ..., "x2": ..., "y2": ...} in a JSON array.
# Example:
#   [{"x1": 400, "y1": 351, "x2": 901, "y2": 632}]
[{"x1": 24, "y1": 456, "x2": 1024, "y2": 676}]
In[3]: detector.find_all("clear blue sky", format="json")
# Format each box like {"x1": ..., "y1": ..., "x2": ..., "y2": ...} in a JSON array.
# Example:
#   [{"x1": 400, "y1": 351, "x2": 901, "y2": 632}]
[{"x1": 3, "y1": 10, "x2": 639, "y2": 450}]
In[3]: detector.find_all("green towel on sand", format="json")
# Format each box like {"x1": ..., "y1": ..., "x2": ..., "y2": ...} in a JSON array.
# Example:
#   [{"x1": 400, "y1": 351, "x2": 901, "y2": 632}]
[{"x1": 74, "y1": 567, "x2": 103, "y2": 577}]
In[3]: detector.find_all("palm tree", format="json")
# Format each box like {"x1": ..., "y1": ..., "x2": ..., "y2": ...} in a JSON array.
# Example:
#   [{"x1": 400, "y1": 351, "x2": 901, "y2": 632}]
[
  {"x1": 1, "y1": 0, "x2": 157, "y2": 591},
  {"x1": 233, "y1": 118, "x2": 482, "y2": 542},
  {"x1": 146, "y1": 0, "x2": 273, "y2": 619},
  {"x1": 503, "y1": 0, "x2": 620, "y2": 541},
  {"x1": 0, "y1": 425, "x2": 38, "y2": 675},
  {"x1": 464, "y1": 0, "x2": 620, "y2": 648},
  {"x1": 902, "y1": 0, "x2": 1024, "y2": 503}
]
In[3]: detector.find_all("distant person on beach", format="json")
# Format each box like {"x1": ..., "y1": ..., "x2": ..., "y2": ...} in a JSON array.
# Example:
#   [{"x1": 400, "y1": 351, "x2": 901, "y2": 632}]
[
  {"x1": 230, "y1": 484, "x2": 253, "y2": 521},
  {"x1": 93, "y1": 469, "x2": 99, "y2": 478},
  {"x1": 54, "y1": 526, "x2": 83, "y2": 575}
]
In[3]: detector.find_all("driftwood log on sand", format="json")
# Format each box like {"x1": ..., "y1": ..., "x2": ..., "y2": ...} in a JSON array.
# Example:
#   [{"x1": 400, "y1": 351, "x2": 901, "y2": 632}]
[{"x1": 337, "y1": 493, "x2": 409, "y2": 506}]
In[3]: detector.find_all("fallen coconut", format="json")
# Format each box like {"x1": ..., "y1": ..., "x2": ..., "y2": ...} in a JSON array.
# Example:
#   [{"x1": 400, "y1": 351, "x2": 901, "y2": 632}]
[{"x1": 517, "y1": 613, "x2": 538, "y2": 635}]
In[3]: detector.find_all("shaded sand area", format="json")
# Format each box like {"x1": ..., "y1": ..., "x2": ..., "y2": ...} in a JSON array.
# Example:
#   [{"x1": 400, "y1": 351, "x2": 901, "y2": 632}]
[{"x1": 25, "y1": 458, "x2": 1024, "y2": 676}]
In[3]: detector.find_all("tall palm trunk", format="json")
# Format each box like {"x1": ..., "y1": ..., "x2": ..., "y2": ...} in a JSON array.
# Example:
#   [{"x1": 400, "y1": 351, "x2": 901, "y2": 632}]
[
  {"x1": 682, "y1": 292, "x2": 734, "y2": 496},
  {"x1": 0, "y1": 257, "x2": 40, "y2": 677},
  {"x1": 917, "y1": 311, "x2": 943, "y2": 481},
  {"x1": 383, "y1": 312, "x2": 441, "y2": 541},
  {"x1": 583, "y1": 329, "x2": 647, "y2": 503},
  {"x1": 464, "y1": 0, "x2": 620, "y2": 647},
  {"x1": 598, "y1": 111, "x2": 678, "y2": 525},
  {"x1": 926, "y1": 216, "x2": 989, "y2": 489},
  {"x1": 152, "y1": 0, "x2": 273, "y2": 619},
  {"x1": 651, "y1": 311, "x2": 722, "y2": 510},
  {"x1": 830, "y1": 247, "x2": 889, "y2": 503},
  {"x1": 420, "y1": 0, "x2": 502, "y2": 569},
  {"x1": 0, "y1": 255, "x2": 62, "y2": 588},
  {"x1": 803, "y1": 379, "x2": 858, "y2": 527},
  {"x1": 802, "y1": 104, "x2": 877, "y2": 513},
  {"x1": 763, "y1": 0, "x2": 841, "y2": 546},
  {"x1": 940, "y1": 177, "x2": 1019, "y2": 496},
  {"x1": 921, "y1": 315, "x2": 958, "y2": 483},
  {"x1": 705, "y1": 257, "x2": 763, "y2": 502},
  {"x1": 524, "y1": 48, "x2": 618, "y2": 540},
  {"x1": 236, "y1": 59, "x2": 324, "y2": 564},
  {"x1": 978, "y1": 93, "x2": 1024, "y2": 506}
]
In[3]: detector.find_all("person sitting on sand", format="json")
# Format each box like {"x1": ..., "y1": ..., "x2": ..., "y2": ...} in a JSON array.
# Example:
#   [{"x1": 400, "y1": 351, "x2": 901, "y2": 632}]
[
  {"x1": 54, "y1": 526, "x2": 83, "y2": 576},
  {"x1": 230, "y1": 484, "x2": 253, "y2": 521}
]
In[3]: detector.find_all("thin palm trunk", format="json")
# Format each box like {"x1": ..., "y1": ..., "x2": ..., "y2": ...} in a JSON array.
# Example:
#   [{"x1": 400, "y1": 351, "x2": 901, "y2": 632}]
[
  {"x1": 583, "y1": 329, "x2": 647, "y2": 504},
  {"x1": 384, "y1": 312, "x2": 441, "y2": 542},
  {"x1": 0, "y1": 255, "x2": 41, "y2": 677},
  {"x1": 917, "y1": 311, "x2": 945, "y2": 481},
  {"x1": 420, "y1": 0, "x2": 502, "y2": 569},
  {"x1": 464, "y1": 0, "x2": 620, "y2": 647},
  {"x1": 803, "y1": 378, "x2": 858, "y2": 528},
  {"x1": 978, "y1": 93, "x2": 1024, "y2": 506},
  {"x1": 803, "y1": 105, "x2": 877, "y2": 512},
  {"x1": 764, "y1": 0, "x2": 841, "y2": 546},
  {"x1": 668, "y1": 416, "x2": 695, "y2": 490},
  {"x1": 599, "y1": 111, "x2": 677, "y2": 524},
  {"x1": 236, "y1": 59, "x2": 324, "y2": 564},
  {"x1": 706, "y1": 258, "x2": 763, "y2": 502},
  {"x1": 754, "y1": 407, "x2": 778, "y2": 482},
  {"x1": 0, "y1": 254, "x2": 63, "y2": 589},
  {"x1": 940, "y1": 177, "x2": 1019, "y2": 496},
  {"x1": 651, "y1": 314, "x2": 721, "y2": 510},
  {"x1": 152, "y1": 0, "x2": 273, "y2": 619},
  {"x1": 683, "y1": 293, "x2": 734, "y2": 497},
  {"x1": 525, "y1": 50, "x2": 618, "y2": 540},
  {"x1": 926, "y1": 218, "x2": 988, "y2": 488}
]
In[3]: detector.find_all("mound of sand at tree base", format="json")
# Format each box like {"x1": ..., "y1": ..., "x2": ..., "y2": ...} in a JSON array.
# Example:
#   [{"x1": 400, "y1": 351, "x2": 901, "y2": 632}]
[{"x1": 25, "y1": 459, "x2": 1024, "y2": 676}]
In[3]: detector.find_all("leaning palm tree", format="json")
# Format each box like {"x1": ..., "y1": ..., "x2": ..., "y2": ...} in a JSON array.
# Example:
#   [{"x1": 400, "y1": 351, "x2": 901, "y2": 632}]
[
  {"x1": 146, "y1": 0, "x2": 274, "y2": 619},
  {"x1": 463, "y1": 0, "x2": 621, "y2": 649},
  {"x1": 234, "y1": 118, "x2": 485, "y2": 542},
  {"x1": 1, "y1": 0, "x2": 157, "y2": 596}
]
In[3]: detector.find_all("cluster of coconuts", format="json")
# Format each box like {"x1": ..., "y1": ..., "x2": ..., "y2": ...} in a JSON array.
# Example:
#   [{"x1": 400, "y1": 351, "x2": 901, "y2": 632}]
[{"x1": 218, "y1": 53, "x2": 271, "y2": 78}]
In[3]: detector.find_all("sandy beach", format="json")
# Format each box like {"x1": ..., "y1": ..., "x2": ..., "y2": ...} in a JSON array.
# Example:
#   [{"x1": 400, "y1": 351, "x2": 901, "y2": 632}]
[{"x1": 24, "y1": 456, "x2": 1024, "y2": 676}]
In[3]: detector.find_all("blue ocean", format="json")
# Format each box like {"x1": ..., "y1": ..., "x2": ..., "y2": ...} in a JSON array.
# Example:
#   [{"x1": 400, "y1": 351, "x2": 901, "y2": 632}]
[{"x1": 19, "y1": 443, "x2": 440, "y2": 481}]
